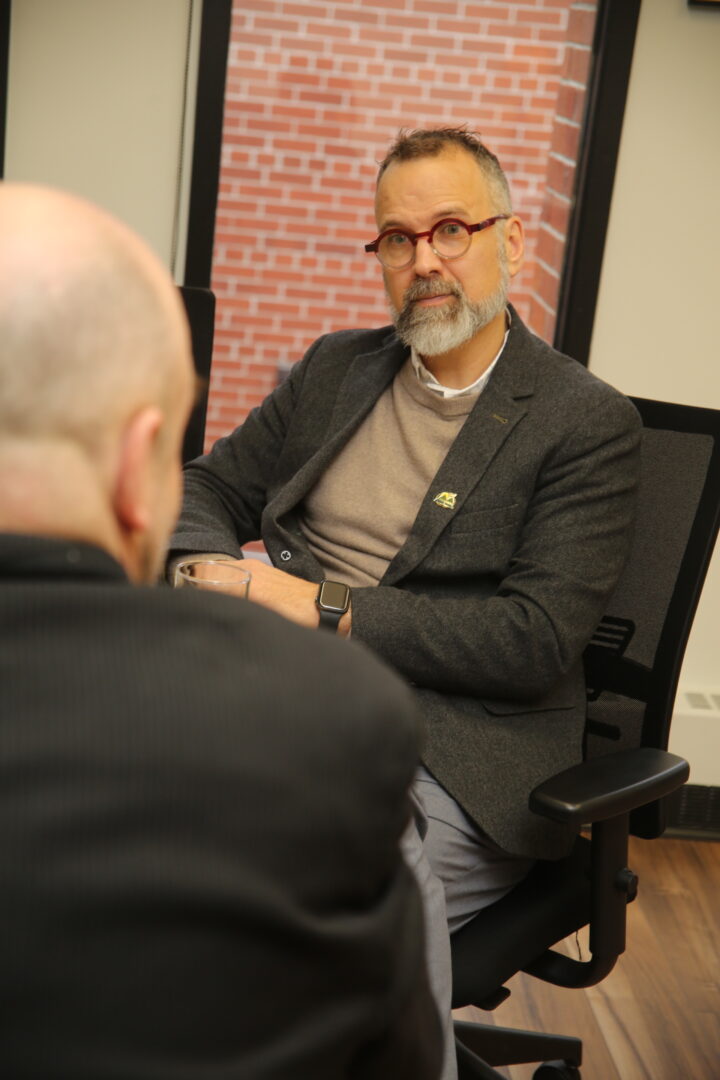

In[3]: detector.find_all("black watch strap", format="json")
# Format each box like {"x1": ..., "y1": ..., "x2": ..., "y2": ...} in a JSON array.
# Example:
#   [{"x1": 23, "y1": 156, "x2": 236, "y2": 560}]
[
  {"x1": 318, "y1": 607, "x2": 343, "y2": 631},
  {"x1": 316, "y1": 580, "x2": 350, "y2": 632}
]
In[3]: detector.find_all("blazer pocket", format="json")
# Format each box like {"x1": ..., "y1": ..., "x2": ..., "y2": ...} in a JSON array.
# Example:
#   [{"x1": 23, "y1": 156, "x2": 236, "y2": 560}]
[
  {"x1": 481, "y1": 689, "x2": 578, "y2": 715},
  {"x1": 446, "y1": 503, "x2": 521, "y2": 535}
]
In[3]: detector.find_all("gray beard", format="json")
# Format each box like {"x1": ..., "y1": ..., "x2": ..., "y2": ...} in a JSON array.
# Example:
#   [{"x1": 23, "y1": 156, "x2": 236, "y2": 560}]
[{"x1": 388, "y1": 264, "x2": 509, "y2": 358}]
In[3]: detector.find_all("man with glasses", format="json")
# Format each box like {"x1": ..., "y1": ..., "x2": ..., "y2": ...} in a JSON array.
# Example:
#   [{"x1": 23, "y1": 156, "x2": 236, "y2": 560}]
[{"x1": 170, "y1": 128, "x2": 641, "y2": 1078}]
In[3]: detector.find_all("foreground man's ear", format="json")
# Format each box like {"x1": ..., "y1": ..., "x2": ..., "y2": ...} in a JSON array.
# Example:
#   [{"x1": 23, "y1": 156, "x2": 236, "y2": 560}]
[{"x1": 112, "y1": 406, "x2": 164, "y2": 535}]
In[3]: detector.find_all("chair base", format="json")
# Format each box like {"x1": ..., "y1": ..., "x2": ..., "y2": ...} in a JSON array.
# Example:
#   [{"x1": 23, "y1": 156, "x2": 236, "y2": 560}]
[{"x1": 455, "y1": 1018, "x2": 582, "y2": 1076}]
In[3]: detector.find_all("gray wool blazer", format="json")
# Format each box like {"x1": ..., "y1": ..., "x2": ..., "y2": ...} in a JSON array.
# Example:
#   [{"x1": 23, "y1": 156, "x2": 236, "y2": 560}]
[{"x1": 171, "y1": 307, "x2": 642, "y2": 861}]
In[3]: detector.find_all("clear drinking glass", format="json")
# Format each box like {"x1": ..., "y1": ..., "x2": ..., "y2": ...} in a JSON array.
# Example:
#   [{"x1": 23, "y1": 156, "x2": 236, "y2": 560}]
[{"x1": 173, "y1": 558, "x2": 251, "y2": 598}]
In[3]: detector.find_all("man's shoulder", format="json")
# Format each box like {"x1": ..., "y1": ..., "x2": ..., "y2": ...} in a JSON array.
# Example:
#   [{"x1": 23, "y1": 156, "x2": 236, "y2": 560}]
[
  {"x1": 319, "y1": 324, "x2": 397, "y2": 347},
  {"x1": 288, "y1": 324, "x2": 405, "y2": 401},
  {"x1": 307, "y1": 324, "x2": 399, "y2": 361},
  {"x1": 137, "y1": 586, "x2": 419, "y2": 743},
  {"x1": 156, "y1": 590, "x2": 421, "y2": 797},
  {"x1": 505, "y1": 308, "x2": 640, "y2": 424},
  {"x1": 17, "y1": 579, "x2": 420, "y2": 792}
]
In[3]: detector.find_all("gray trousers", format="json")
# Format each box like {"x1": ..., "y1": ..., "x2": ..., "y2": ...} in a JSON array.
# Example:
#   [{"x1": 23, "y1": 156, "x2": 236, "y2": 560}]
[{"x1": 402, "y1": 766, "x2": 535, "y2": 1080}]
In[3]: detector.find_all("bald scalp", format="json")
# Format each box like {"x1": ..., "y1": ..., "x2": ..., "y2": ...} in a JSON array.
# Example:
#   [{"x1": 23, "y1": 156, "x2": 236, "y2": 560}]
[{"x1": 0, "y1": 184, "x2": 190, "y2": 458}]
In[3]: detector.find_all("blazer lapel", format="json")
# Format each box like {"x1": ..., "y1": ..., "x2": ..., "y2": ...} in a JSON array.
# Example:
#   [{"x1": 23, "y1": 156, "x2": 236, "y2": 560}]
[
  {"x1": 328, "y1": 334, "x2": 407, "y2": 434},
  {"x1": 269, "y1": 333, "x2": 407, "y2": 517},
  {"x1": 382, "y1": 319, "x2": 538, "y2": 584}
]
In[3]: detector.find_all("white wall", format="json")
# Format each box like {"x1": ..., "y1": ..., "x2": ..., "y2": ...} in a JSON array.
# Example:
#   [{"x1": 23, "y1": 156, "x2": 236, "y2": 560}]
[
  {"x1": 3, "y1": 0, "x2": 201, "y2": 276},
  {"x1": 589, "y1": 0, "x2": 720, "y2": 781}
]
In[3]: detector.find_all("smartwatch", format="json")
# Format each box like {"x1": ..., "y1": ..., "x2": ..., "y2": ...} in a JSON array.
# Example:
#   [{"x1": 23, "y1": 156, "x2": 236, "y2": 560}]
[{"x1": 316, "y1": 579, "x2": 351, "y2": 632}]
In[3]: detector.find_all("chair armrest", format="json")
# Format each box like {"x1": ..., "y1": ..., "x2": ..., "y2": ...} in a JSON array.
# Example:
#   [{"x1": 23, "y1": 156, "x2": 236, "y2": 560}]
[{"x1": 529, "y1": 747, "x2": 689, "y2": 828}]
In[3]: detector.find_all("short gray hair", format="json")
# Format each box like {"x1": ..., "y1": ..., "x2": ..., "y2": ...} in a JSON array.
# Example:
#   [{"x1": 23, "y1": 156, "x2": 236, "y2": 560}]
[{"x1": 376, "y1": 127, "x2": 512, "y2": 214}]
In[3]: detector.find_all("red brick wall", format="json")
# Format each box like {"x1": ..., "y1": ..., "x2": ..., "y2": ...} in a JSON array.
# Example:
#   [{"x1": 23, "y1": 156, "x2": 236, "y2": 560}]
[
  {"x1": 206, "y1": 0, "x2": 596, "y2": 449},
  {"x1": 528, "y1": 0, "x2": 597, "y2": 342}
]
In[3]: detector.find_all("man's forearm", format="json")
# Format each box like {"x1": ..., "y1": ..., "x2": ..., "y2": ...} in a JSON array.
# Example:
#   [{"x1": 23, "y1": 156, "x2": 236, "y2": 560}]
[{"x1": 236, "y1": 560, "x2": 353, "y2": 635}]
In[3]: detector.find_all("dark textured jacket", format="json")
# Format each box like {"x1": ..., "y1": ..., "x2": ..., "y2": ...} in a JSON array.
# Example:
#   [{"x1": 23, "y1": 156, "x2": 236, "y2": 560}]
[
  {"x1": 171, "y1": 308, "x2": 642, "y2": 859},
  {"x1": 0, "y1": 534, "x2": 441, "y2": 1079}
]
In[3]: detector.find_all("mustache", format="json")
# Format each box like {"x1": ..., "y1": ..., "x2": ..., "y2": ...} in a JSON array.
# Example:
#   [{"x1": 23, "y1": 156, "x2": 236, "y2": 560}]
[{"x1": 402, "y1": 278, "x2": 464, "y2": 305}]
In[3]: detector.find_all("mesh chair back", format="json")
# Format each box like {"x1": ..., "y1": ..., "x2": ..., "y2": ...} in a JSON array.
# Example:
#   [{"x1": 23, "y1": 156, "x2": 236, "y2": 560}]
[
  {"x1": 583, "y1": 397, "x2": 720, "y2": 837},
  {"x1": 178, "y1": 286, "x2": 215, "y2": 463}
]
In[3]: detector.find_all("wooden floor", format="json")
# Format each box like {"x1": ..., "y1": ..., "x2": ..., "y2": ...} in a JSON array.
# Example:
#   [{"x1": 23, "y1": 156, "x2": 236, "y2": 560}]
[{"x1": 452, "y1": 836, "x2": 720, "y2": 1080}]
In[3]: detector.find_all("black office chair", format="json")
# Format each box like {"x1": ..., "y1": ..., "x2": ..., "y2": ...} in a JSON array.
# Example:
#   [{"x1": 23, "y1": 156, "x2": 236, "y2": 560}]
[
  {"x1": 451, "y1": 397, "x2": 720, "y2": 1080},
  {"x1": 178, "y1": 285, "x2": 215, "y2": 464}
]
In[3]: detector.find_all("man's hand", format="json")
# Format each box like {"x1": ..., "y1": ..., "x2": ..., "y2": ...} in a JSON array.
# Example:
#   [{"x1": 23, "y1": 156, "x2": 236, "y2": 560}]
[{"x1": 237, "y1": 559, "x2": 351, "y2": 636}]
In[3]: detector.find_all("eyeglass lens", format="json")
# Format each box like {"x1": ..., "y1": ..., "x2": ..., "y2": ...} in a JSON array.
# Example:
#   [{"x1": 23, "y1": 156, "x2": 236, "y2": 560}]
[{"x1": 379, "y1": 220, "x2": 471, "y2": 269}]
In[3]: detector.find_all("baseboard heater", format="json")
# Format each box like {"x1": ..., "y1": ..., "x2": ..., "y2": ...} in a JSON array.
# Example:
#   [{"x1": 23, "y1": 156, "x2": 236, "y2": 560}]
[
  {"x1": 666, "y1": 784, "x2": 720, "y2": 838},
  {"x1": 665, "y1": 689, "x2": 720, "y2": 838}
]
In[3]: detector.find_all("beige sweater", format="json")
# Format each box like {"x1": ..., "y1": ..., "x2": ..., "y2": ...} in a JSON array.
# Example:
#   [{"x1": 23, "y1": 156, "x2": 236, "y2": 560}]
[{"x1": 299, "y1": 357, "x2": 479, "y2": 587}]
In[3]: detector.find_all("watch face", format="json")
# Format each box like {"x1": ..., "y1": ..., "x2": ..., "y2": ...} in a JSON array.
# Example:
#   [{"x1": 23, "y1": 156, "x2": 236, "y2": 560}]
[{"x1": 319, "y1": 580, "x2": 350, "y2": 613}]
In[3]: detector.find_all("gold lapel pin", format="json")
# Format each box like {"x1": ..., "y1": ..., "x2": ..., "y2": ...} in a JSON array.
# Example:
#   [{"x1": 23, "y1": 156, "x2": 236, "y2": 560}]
[
  {"x1": 433, "y1": 491, "x2": 457, "y2": 510},
  {"x1": 491, "y1": 413, "x2": 509, "y2": 424}
]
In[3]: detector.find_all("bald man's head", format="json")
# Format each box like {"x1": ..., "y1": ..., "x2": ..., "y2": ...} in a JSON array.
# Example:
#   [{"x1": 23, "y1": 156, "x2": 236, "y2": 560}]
[
  {"x1": 0, "y1": 184, "x2": 192, "y2": 447},
  {"x1": 0, "y1": 183, "x2": 195, "y2": 580}
]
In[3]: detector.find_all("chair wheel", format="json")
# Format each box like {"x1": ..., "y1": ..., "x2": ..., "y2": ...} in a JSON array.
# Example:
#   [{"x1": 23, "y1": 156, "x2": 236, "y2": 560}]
[{"x1": 533, "y1": 1063, "x2": 581, "y2": 1080}]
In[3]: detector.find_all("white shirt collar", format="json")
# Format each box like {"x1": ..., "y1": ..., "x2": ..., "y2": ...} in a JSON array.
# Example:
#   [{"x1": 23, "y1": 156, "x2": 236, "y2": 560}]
[{"x1": 410, "y1": 309, "x2": 511, "y2": 399}]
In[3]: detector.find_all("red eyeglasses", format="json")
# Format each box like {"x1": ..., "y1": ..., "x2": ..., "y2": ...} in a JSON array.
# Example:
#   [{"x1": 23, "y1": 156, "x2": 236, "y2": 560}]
[{"x1": 364, "y1": 215, "x2": 511, "y2": 270}]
